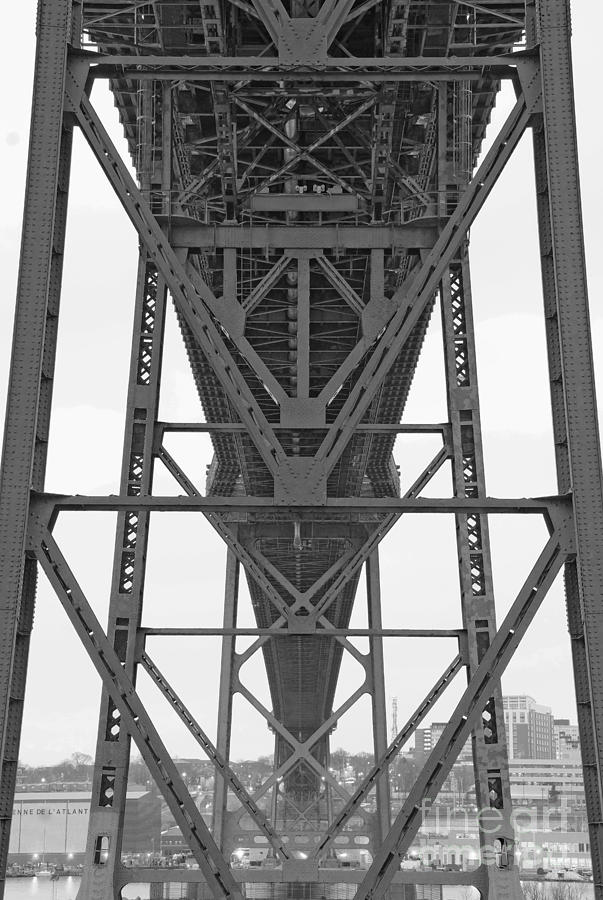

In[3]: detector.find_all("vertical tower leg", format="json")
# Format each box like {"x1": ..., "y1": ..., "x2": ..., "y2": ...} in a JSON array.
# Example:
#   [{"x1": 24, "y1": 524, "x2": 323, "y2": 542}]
[
  {"x1": 366, "y1": 551, "x2": 391, "y2": 845},
  {"x1": 533, "y1": 0, "x2": 603, "y2": 888},
  {"x1": 213, "y1": 548, "x2": 240, "y2": 852},
  {"x1": 437, "y1": 76, "x2": 521, "y2": 898},
  {"x1": 0, "y1": 3, "x2": 74, "y2": 895},
  {"x1": 440, "y1": 251, "x2": 522, "y2": 899},
  {"x1": 78, "y1": 254, "x2": 167, "y2": 900}
]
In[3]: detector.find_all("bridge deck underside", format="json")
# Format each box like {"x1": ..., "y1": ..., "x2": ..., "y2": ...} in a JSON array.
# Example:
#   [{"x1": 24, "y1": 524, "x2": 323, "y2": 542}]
[{"x1": 84, "y1": 0, "x2": 523, "y2": 790}]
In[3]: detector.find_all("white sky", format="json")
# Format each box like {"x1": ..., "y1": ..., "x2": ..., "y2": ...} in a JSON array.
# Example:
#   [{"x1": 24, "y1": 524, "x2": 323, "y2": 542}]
[{"x1": 1, "y1": 3, "x2": 602, "y2": 768}]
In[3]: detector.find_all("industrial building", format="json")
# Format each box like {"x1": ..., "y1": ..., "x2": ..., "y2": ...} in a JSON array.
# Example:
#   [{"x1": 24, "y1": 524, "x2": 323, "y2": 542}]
[
  {"x1": 8, "y1": 791, "x2": 161, "y2": 865},
  {"x1": 507, "y1": 761, "x2": 586, "y2": 808}
]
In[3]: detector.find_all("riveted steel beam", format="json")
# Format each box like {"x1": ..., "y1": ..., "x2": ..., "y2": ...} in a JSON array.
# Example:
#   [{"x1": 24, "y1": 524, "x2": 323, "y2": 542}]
[
  {"x1": 534, "y1": 0, "x2": 603, "y2": 887},
  {"x1": 438, "y1": 63, "x2": 519, "y2": 893},
  {"x1": 157, "y1": 421, "x2": 449, "y2": 434},
  {"x1": 248, "y1": 0, "x2": 289, "y2": 45},
  {"x1": 0, "y1": 1, "x2": 75, "y2": 887},
  {"x1": 242, "y1": 254, "x2": 294, "y2": 313},
  {"x1": 113, "y1": 864, "x2": 488, "y2": 887},
  {"x1": 111, "y1": 863, "x2": 493, "y2": 887},
  {"x1": 317, "y1": 0, "x2": 357, "y2": 44},
  {"x1": 441, "y1": 246, "x2": 521, "y2": 898},
  {"x1": 143, "y1": 627, "x2": 462, "y2": 637},
  {"x1": 213, "y1": 547, "x2": 240, "y2": 851},
  {"x1": 366, "y1": 551, "x2": 391, "y2": 844},
  {"x1": 184, "y1": 259, "x2": 290, "y2": 407},
  {"x1": 159, "y1": 223, "x2": 438, "y2": 251},
  {"x1": 31, "y1": 493, "x2": 565, "y2": 517},
  {"x1": 316, "y1": 256, "x2": 365, "y2": 314},
  {"x1": 79, "y1": 253, "x2": 168, "y2": 900},
  {"x1": 93, "y1": 69, "x2": 497, "y2": 83},
  {"x1": 89, "y1": 54, "x2": 521, "y2": 77}
]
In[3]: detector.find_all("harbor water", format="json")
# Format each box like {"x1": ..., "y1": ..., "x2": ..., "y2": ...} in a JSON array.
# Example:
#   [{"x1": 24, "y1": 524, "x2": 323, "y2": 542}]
[{"x1": 3, "y1": 878, "x2": 597, "y2": 900}]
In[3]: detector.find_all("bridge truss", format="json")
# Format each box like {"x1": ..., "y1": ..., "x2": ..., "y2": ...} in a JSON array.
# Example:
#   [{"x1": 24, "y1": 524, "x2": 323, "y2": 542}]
[{"x1": 1, "y1": 1, "x2": 602, "y2": 899}]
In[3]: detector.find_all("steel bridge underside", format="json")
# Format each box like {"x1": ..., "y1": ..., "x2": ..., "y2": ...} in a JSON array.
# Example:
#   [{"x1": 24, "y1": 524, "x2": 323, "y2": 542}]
[
  {"x1": 4, "y1": 1, "x2": 603, "y2": 899},
  {"x1": 85, "y1": 0, "x2": 522, "y2": 794}
]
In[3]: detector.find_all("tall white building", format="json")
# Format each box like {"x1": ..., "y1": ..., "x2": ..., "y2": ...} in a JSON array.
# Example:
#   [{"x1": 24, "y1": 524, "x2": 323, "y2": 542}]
[
  {"x1": 414, "y1": 725, "x2": 472, "y2": 762},
  {"x1": 503, "y1": 696, "x2": 555, "y2": 759}
]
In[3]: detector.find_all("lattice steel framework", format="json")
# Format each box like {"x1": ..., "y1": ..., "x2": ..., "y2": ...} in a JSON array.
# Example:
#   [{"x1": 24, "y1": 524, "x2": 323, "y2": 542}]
[{"x1": 0, "y1": 2, "x2": 601, "y2": 900}]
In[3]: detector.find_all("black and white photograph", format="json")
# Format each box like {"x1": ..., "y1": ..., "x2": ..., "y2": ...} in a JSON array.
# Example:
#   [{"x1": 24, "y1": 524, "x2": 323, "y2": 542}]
[{"x1": 1, "y1": 3, "x2": 602, "y2": 900}]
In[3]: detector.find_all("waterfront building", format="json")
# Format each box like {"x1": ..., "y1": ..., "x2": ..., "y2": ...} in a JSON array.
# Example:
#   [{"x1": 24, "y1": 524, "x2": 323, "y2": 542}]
[
  {"x1": 8, "y1": 790, "x2": 160, "y2": 864},
  {"x1": 507, "y1": 759, "x2": 585, "y2": 807}
]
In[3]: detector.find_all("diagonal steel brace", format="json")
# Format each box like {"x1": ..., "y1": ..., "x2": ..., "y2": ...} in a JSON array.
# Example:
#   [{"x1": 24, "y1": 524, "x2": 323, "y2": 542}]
[
  {"x1": 154, "y1": 448, "x2": 297, "y2": 621},
  {"x1": 67, "y1": 83, "x2": 285, "y2": 478},
  {"x1": 141, "y1": 651, "x2": 290, "y2": 859},
  {"x1": 313, "y1": 654, "x2": 464, "y2": 858},
  {"x1": 311, "y1": 97, "x2": 531, "y2": 484},
  {"x1": 354, "y1": 531, "x2": 570, "y2": 900},
  {"x1": 237, "y1": 682, "x2": 355, "y2": 801},
  {"x1": 33, "y1": 529, "x2": 242, "y2": 900}
]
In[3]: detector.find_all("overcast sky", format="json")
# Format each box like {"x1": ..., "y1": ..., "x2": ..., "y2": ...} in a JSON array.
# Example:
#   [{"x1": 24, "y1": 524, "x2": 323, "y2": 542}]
[{"x1": 1, "y1": 3, "x2": 602, "y2": 769}]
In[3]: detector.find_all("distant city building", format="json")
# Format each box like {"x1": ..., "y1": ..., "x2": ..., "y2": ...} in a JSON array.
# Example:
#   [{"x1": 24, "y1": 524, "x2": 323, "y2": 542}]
[
  {"x1": 508, "y1": 759, "x2": 585, "y2": 805},
  {"x1": 414, "y1": 728, "x2": 431, "y2": 755},
  {"x1": 554, "y1": 718, "x2": 581, "y2": 762},
  {"x1": 503, "y1": 695, "x2": 555, "y2": 759},
  {"x1": 429, "y1": 723, "x2": 472, "y2": 763},
  {"x1": 8, "y1": 790, "x2": 160, "y2": 864},
  {"x1": 161, "y1": 825, "x2": 195, "y2": 858},
  {"x1": 430, "y1": 723, "x2": 445, "y2": 748}
]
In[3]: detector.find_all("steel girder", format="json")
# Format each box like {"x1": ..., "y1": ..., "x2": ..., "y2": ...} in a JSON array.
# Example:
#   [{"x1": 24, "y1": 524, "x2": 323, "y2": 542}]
[
  {"x1": 76, "y1": 64, "x2": 172, "y2": 898},
  {"x1": 89, "y1": 55, "x2": 518, "y2": 81},
  {"x1": 0, "y1": 0, "x2": 76, "y2": 891},
  {"x1": 77, "y1": 248, "x2": 168, "y2": 900},
  {"x1": 436, "y1": 67, "x2": 520, "y2": 895},
  {"x1": 440, "y1": 247, "x2": 521, "y2": 899},
  {"x1": 366, "y1": 551, "x2": 391, "y2": 845},
  {"x1": 532, "y1": 0, "x2": 603, "y2": 889},
  {"x1": 2, "y1": 1, "x2": 602, "y2": 899},
  {"x1": 213, "y1": 547, "x2": 241, "y2": 851}
]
